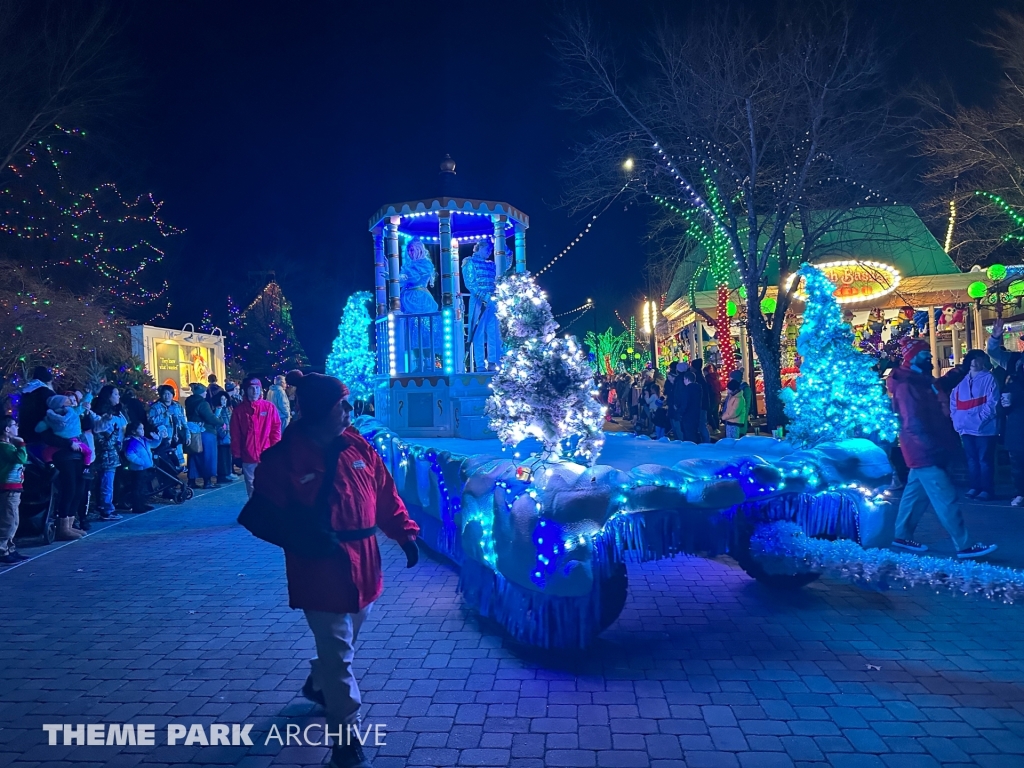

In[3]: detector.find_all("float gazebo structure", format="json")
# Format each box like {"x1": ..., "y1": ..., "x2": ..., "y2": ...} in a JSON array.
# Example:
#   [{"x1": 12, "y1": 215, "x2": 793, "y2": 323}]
[{"x1": 368, "y1": 196, "x2": 529, "y2": 438}]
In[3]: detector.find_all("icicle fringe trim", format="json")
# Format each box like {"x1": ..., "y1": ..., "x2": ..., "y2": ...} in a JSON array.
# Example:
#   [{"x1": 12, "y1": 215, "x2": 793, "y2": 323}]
[{"x1": 752, "y1": 521, "x2": 1024, "y2": 603}]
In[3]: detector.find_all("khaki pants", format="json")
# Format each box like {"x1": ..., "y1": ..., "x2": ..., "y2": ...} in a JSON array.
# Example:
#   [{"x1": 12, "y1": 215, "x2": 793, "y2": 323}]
[
  {"x1": 304, "y1": 605, "x2": 372, "y2": 730},
  {"x1": 895, "y1": 466, "x2": 969, "y2": 551},
  {"x1": 0, "y1": 490, "x2": 21, "y2": 556},
  {"x1": 242, "y1": 462, "x2": 258, "y2": 498}
]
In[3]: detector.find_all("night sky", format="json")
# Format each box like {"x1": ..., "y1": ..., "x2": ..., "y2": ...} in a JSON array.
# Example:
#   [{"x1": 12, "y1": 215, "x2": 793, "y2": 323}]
[{"x1": 117, "y1": 0, "x2": 1016, "y2": 364}]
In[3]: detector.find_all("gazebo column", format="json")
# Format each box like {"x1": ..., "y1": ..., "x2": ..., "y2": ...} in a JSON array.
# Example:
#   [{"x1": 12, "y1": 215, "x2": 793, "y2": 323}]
[
  {"x1": 972, "y1": 304, "x2": 986, "y2": 350},
  {"x1": 514, "y1": 225, "x2": 526, "y2": 273},
  {"x1": 386, "y1": 216, "x2": 401, "y2": 312},
  {"x1": 951, "y1": 323, "x2": 962, "y2": 366},
  {"x1": 372, "y1": 226, "x2": 387, "y2": 317},
  {"x1": 439, "y1": 212, "x2": 454, "y2": 307},
  {"x1": 738, "y1": 324, "x2": 749, "y2": 383},
  {"x1": 927, "y1": 306, "x2": 939, "y2": 372},
  {"x1": 492, "y1": 215, "x2": 508, "y2": 276},
  {"x1": 451, "y1": 238, "x2": 462, "y2": 317}
]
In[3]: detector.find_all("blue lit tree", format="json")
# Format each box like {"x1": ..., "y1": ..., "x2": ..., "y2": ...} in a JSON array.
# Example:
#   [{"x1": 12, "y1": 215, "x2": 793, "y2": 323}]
[
  {"x1": 782, "y1": 264, "x2": 898, "y2": 448},
  {"x1": 325, "y1": 291, "x2": 375, "y2": 402}
]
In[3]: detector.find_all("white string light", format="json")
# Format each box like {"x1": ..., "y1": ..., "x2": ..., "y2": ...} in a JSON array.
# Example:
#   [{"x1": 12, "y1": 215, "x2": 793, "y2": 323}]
[{"x1": 536, "y1": 183, "x2": 629, "y2": 276}]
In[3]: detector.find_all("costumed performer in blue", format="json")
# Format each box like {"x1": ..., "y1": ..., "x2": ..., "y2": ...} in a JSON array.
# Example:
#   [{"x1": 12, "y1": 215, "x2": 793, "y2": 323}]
[
  {"x1": 399, "y1": 238, "x2": 438, "y2": 313},
  {"x1": 463, "y1": 239, "x2": 504, "y2": 371}
]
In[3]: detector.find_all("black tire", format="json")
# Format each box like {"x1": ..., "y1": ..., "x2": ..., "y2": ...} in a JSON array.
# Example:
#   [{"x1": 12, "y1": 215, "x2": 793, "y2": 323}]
[
  {"x1": 43, "y1": 513, "x2": 56, "y2": 545},
  {"x1": 732, "y1": 525, "x2": 820, "y2": 590},
  {"x1": 175, "y1": 486, "x2": 194, "y2": 503},
  {"x1": 598, "y1": 562, "x2": 629, "y2": 631}
]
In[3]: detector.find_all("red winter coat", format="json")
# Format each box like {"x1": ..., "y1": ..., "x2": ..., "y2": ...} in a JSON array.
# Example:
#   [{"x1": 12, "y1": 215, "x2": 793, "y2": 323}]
[
  {"x1": 886, "y1": 366, "x2": 958, "y2": 469},
  {"x1": 253, "y1": 425, "x2": 419, "y2": 613},
  {"x1": 230, "y1": 398, "x2": 282, "y2": 463}
]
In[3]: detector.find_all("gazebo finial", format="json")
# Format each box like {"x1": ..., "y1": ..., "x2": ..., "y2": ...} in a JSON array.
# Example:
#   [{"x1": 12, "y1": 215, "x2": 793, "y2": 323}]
[{"x1": 440, "y1": 154, "x2": 456, "y2": 175}]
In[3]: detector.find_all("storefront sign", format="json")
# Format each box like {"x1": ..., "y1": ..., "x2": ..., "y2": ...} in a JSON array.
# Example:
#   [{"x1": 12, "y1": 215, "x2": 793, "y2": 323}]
[{"x1": 787, "y1": 260, "x2": 901, "y2": 305}]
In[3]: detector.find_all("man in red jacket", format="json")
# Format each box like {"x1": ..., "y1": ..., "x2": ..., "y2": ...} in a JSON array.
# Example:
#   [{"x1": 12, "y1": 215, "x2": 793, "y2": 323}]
[
  {"x1": 887, "y1": 339, "x2": 996, "y2": 559},
  {"x1": 230, "y1": 376, "x2": 282, "y2": 497},
  {"x1": 251, "y1": 374, "x2": 419, "y2": 768}
]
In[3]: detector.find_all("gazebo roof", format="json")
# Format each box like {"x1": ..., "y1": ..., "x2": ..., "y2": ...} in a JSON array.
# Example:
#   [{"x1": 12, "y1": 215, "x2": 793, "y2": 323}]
[
  {"x1": 667, "y1": 206, "x2": 959, "y2": 303},
  {"x1": 368, "y1": 197, "x2": 529, "y2": 240}
]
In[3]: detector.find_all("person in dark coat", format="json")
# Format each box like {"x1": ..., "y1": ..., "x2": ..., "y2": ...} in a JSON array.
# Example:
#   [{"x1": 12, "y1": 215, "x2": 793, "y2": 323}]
[
  {"x1": 670, "y1": 368, "x2": 701, "y2": 442},
  {"x1": 121, "y1": 388, "x2": 147, "y2": 429},
  {"x1": 691, "y1": 358, "x2": 713, "y2": 443},
  {"x1": 988, "y1": 319, "x2": 1024, "y2": 506},
  {"x1": 243, "y1": 374, "x2": 419, "y2": 768},
  {"x1": 18, "y1": 366, "x2": 55, "y2": 448},
  {"x1": 887, "y1": 339, "x2": 996, "y2": 559},
  {"x1": 184, "y1": 383, "x2": 221, "y2": 489},
  {"x1": 704, "y1": 363, "x2": 723, "y2": 432}
]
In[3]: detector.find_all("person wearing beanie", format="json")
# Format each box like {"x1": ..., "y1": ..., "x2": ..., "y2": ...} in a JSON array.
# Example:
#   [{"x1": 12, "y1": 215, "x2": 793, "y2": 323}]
[
  {"x1": 18, "y1": 365, "x2": 55, "y2": 447},
  {"x1": 285, "y1": 369, "x2": 304, "y2": 420},
  {"x1": 887, "y1": 338, "x2": 996, "y2": 559},
  {"x1": 240, "y1": 373, "x2": 419, "y2": 768},
  {"x1": 229, "y1": 376, "x2": 282, "y2": 497},
  {"x1": 266, "y1": 374, "x2": 292, "y2": 430},
  {"x1": 185, "y1": 382, "x2": 221, "y2": 489}
]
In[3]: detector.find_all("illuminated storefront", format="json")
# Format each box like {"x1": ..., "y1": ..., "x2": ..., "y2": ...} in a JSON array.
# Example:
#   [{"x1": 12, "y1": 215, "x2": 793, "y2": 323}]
[{"x1": 130, "y1": 325, "x2": 226, "y2": 400}]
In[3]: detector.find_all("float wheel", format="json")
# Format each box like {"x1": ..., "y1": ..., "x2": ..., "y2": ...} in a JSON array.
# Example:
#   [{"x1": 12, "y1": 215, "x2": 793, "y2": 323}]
[
  {"x1": 598, "y1": 562, "x2": 629, "y2": 630},
  {"x1": 732, "y1": 523, "x2": 820, "y2": 590}
]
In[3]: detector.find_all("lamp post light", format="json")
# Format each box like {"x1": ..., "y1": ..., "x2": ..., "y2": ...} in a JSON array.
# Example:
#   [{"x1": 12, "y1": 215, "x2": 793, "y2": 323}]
[{"x1": 642, "y1": 299, "x2": 658, "y2": 370}]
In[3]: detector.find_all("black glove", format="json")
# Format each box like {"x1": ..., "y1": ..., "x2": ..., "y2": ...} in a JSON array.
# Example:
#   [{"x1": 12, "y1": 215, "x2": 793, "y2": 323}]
[{"x1": 400, "y1": 540, "x2": 419, "y2": 568}]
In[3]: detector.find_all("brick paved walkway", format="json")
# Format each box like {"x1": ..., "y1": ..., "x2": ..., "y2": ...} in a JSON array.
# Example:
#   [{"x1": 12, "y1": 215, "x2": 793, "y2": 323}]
[{"x1": 2, "y1": 483, "x2": 1024, "y2": 768}]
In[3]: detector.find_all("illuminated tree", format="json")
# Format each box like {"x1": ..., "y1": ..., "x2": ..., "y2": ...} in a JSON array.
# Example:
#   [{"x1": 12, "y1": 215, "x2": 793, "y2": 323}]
[
  {"x1": 325, "y1": 291, "x2": 375, "y2": 402},
  {"x1": 0, "y1": 135, "x2": 182, "y2": 318},
  {"x1": 583, "y1": 328, "x2": 625, "y2": 375},
  {"x1": 487, "y1": 272, "x2": 604, "y2": 465},
  {"x1": 556, "y1": 6, "x2": 899, "y2": 428},
  {"x1": 782, "y1": 264, "x2": 898, "y2": 448},
  {"x1": 234, "y1": 281, "x2": 307, "y2": 376}
]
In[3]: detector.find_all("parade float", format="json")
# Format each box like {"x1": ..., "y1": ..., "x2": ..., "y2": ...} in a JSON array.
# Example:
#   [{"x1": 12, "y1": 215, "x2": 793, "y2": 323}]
[{"x1": 351, "y1": 194, "x2": 1024, "y2": 649}]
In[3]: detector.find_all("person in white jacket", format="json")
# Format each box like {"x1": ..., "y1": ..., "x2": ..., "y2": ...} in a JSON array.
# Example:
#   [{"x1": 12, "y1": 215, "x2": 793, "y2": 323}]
[
  {"x1": 950, "y1": 350, "x2": 999, "y2": 500},
  {"x1": 266, "y1": 376, "x2": 291, "y2": 431}
]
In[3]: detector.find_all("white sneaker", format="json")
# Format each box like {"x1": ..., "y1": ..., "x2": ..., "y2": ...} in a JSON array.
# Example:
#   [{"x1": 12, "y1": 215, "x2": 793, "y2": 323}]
[{"x1": 1012, "y1": 496, "x2": 1024, "y2": 508}]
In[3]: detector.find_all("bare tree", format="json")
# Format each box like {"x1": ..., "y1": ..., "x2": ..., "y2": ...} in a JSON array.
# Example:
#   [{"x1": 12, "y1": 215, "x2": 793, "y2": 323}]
[
  {"x1": 0, "y1": 1, "x2": 124, "y2": 177},
  {"x1": 920, "y1": 11, "x2": 1024, "y2": 267},
  {"x1": 554, "y1": 5, "x2": 904, "y2": 427}
]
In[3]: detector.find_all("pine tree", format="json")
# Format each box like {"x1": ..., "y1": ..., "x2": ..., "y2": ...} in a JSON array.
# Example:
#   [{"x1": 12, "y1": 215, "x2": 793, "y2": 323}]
[
  {"x1": 486, "y1": 272, "x2": 604, "y2": 465},
  {"x1": 234, "y1": 282, "x2": 307, "y2": 375},
  {"x1": 325, "y1": 291, "x2": 376, "y2": 401},
  {"x1": 781, "y1": 263, "x2": 899, "y2": 448}
]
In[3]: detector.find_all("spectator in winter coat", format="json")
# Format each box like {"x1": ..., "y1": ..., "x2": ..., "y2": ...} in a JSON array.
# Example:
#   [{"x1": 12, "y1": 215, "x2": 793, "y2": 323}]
[
  {"x1": 211, "y1": 391, "x2": 235, "y2": 485},
  {"x1": 36, "y1": 395, "x2": 94, "y2": 465},
  {"x1": 691, "y1": 358, "x2": 713, "y2": 443},
  {"x1": 0, "y1": 416, "x2": 28, "y2": 564},
  {"x1": 230, "y1": 376, "x2": 282, "y2": 497},
  {"x1": 18, "y1": 366, "x2": 54, "y2": 448},
  {"x1": 184, "y1": 383, "x2": 221, "y2": 489},
  {"x1": 720, "y1": 379, "x2": 749, "y2": 439},
  {"x1": 149, "y1": 385, "x2": 187, "y2": 457},
  {"x1": 704, "y1": 364, "x2": 723, "y2": 431},
  {"x1": 949, "y1": 349, "x2": 999, "y2": 500},
  {"x1": 124, "y1": 422, "x2": 161, "y2": 513},
  {"x1": 242, "y1": 373, "x2": 419, "y2": 768},
  {"x1": 205, "y1": 374, "x2": 225, "y2": 405},
  {"x1": 91, "y1": 386, "x2": 127, "y2": 523},
  {"x1": 670, "y1": 369, "x2": 701, "y2": 442},
  {"x1": 267, "y1": 375, "x2": 292, "y2": 429},
  {"x1": 285, "y1": 370, "x2": 304, "y2": 419},
  {"x1": 727, "y1": 370, "x2": 752, "y2": 429},
  {"x1": 121, "y1": 388, "x2": 147, "y2": 429},
  {"x1": 988, "y1": 319, "x2": 1024, "y2": 507},
  {"x1": 887, "y1": 339, "x2": 995, "y2": 559}
]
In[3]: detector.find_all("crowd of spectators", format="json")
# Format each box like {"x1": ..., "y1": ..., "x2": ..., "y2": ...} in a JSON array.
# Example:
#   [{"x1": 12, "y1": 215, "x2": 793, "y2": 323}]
[{"x1": 0, "y1": 366, "x2": 306, "y2": 564}]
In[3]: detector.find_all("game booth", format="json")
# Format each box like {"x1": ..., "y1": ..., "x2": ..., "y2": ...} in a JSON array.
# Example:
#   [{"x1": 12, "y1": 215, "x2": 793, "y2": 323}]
[{"x1": 355, "y1": 198, "x2": 1024, "y2": 650}]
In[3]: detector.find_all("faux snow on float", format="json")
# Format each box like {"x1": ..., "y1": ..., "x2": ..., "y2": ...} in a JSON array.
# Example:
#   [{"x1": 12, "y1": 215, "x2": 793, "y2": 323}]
[{"x1": 359, "y1": 419, "x2": 909, "y2": 648}]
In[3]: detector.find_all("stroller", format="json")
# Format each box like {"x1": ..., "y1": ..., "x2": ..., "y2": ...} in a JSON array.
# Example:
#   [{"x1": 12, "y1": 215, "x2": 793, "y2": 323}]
[
  {"x1": 16, "y1": 453, "x2": 59, "y2": 544},
  {"x1": 145, "y1": 441, "x2": 193, "y2": 504}
]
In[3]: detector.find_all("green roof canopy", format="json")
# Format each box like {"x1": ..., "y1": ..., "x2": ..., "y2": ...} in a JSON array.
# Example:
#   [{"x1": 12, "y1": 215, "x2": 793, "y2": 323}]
[{"x1": 668, "y1": 206, "x2": 959, "y2": 303}]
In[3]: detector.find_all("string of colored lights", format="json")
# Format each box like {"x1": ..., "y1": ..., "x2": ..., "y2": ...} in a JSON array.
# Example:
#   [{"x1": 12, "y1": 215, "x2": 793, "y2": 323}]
[
  {"x1": 1, "y1": 136, "x2": 182, "y2": 309},
  {"x1": 536, "y1": 183, "x2": 629, "y2": 276},
  {"x1": 975, "y1": 190, "x2": 1024, "y2": 241}
]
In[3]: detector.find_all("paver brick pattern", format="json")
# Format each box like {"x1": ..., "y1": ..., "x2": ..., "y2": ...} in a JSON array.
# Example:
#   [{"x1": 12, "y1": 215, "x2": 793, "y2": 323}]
[{"x1": 1, "y1": 484, "x2": 1023, "y2": 767}]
